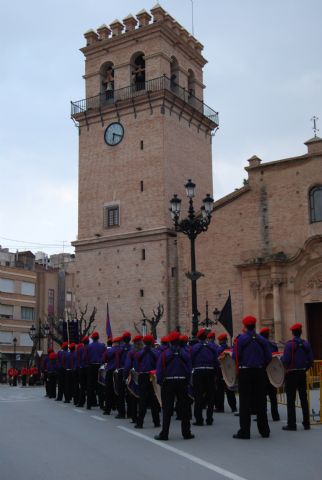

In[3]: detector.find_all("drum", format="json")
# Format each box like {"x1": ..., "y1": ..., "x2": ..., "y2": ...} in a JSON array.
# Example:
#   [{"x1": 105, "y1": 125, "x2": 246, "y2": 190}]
[
  {"x1": 126, "y1": 371, "x2": 140, "y2": 399},
  {"x1": 266, "y1": 353, "x2": 285, "y2": 388},
  {"x1": 149, "y1": 371, "x2": 162, "y2": 407},
  {"x1": 98, "y1": 364, "x2": 108, "y2": 386},
  {"x1": 113, "y1": 369, "x2": 120, "y2": 396},
  {"x1": 219, "y1": 350, "x2": 237, "y2": 390}
]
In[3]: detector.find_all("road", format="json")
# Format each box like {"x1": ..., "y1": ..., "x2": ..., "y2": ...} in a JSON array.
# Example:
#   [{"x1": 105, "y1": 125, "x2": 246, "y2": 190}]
[{"x1": 0, "y1": 385, "x2": 321, "y2": 480}]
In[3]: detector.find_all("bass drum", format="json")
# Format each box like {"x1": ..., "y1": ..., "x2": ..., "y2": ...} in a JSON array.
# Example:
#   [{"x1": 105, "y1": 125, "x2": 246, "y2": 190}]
[
  {"x1": 266, "y1": 354, "x2": 285, "y2": 388},
  {"x1": 126, "y1": 370, "x2": 140, "y2": 399},
  {"x1": 219, "y1": 351, "x2": 238, "y2": 390},
  {"x1": 150, "y1": 371, "x2": 162, "y2": 407},
  {"x1": 98, "y1": 364, "x2": 108, "y2": 386}
]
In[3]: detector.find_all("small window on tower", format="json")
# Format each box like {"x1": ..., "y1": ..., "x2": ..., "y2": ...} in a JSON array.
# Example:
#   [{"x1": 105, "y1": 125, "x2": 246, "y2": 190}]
[
  {"x1": 140, "y1": 140, "x2": 144, "y2": 150},
  {"x1": 142, "y1": 249, "x2": 146, "y2": 260},
  {"x1": 309, "y1": 185, "x2": 322, "y2": 223},
  {"x1": 103, "y1": 204, "x2": 120, "y2": 228},
  {"x1": 140, "y1": 289, "x2": 144, "y2": 297},
  {"x1": 140, "y1": 181, "x2": 144, "y2": 192}
]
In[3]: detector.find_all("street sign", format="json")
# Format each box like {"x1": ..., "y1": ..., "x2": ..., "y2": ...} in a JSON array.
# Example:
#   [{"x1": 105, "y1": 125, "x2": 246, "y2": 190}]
[
  {"x1": 37, "y1": 351, "x2": 43, "y2": 357},
  {"x1": 16, "y1": 354, "x2": 20, "y2": 361}
]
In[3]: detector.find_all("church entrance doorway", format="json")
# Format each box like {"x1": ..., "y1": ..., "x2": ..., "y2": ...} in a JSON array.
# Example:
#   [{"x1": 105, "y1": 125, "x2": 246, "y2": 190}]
[{"x1": 306, "y1": 302, "x2": 322, "y2": 359}]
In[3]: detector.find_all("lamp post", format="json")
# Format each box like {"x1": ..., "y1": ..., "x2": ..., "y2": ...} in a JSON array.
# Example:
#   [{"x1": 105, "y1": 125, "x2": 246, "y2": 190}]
[
  {"x1": 170, "y1": 179, "x2": 214, "y2": 337},
  {"x1": 141, "y1": 317, "x2": 147, "y2": 336},
  {"x1": 29, "y1": 321, "x2": 50, "y2": 351},
  {"x1": 200, "y1": 301, "x2": 216, "y2": 331}
]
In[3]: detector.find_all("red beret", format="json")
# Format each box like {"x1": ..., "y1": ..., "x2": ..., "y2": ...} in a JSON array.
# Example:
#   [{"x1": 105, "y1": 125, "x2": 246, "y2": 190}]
[
  {"x1": 77, "y1": 343, "x2": 84, "y2": 350},
  {"x1": 196, "y1": 328, "x2": 207, "y2": 338},
  {"x1": 113, "y1": 336, "x2": 122, "y2": 343},
  {"x1": 168, "y1": 331, "x2": 180, "y2": 342},
  {"x1": 91, "y1": 331, "x2": 99, "y2": 340},
  {"x1": 242, "y1": 315, "x2": 257, "y2": 326},
  {"x1": 49, "y1": 352, "x2": 57, "y2": 360},
  {"x1": 218, "y1": 333, "x2": 228, "y2": 342},
  {"x1": 47, "y1": 348, "x2": 54, "y2": 354},
  {"x1": 290, "y1": 322, "x2": 302, "y2": 331},
  {"x1": 260, "y1": 327, "x2": 270, "y2": 334},
  {"x1": 122, "y1": 331, "x2": 131, "y2": 339},
  {"x1": 61, "y1": 342, "x2": 68, "y2": 349},
  {"x1": 143, "y1": 334, "x2": 155, "y2": 344},
  {"x1": 69, "y1": 342, "x2": 76, "y2": 350},
  {"x1": 179, "y1": 334, "x2": 189, "y2": 342},
  {"x1": 161, "y1": 336, "x2": 169, "y2": 343},
  {"x1": 81, "y1": 336, "x2": 89, "y2": 343},
  {"x1": 132, "y1": 335, "x2": 143, "y2": 343},
  {"x1": 207, "y1": 331, "x2": 216, "y2": 338}
]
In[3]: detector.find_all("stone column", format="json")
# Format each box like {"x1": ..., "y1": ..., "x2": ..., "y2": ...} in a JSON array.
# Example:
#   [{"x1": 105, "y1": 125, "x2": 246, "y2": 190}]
[{"x1": 272, "y1": 279, "x2": 283, "y2": 342}]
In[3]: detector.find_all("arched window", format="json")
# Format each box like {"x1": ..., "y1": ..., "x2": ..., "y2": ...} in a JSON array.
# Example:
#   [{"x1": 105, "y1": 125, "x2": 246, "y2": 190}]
[
  {"x1": 188, "y1": 69, "x2": 196, "y2": 99},
  {"x1": 170, "y1": 56, "x2": 179, "y2": 91},
  {"x1": 100, "y1": 62, "x2": 114, "y2": 103},
  {"x1": 131, "y1": 53, "x2": 145, "y2": 91},
  {"x1": 309, "y1": 185, "x2": 322, "y2": 223}
]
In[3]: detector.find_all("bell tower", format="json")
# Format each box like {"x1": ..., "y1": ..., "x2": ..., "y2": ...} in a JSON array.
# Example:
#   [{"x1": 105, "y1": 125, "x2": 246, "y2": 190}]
[{"x1": 71, "y1": 4, "x2": 219, "y2": 335}]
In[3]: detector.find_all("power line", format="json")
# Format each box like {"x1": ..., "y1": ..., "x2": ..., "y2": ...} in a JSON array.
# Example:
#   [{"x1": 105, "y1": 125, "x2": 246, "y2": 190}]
[{"x1": 0, "y1": 235, "x2": 71, "y2": 247}]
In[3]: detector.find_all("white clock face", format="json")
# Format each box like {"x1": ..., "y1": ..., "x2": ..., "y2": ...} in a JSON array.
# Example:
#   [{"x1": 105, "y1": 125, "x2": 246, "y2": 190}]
[{"x1": 104, "y1": 122, "x2": 124, "y2": 146}]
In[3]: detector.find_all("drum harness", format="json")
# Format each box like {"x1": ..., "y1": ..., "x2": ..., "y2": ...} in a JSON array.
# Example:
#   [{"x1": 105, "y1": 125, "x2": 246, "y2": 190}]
[{"x1": 287, "y1": 338, "x2": 311, "y2": 372}]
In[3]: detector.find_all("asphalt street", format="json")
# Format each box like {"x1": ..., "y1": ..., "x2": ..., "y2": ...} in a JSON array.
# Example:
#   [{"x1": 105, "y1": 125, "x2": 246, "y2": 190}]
[{"x1": 0, "y1": 385, "x2": 321, "y2": 480}]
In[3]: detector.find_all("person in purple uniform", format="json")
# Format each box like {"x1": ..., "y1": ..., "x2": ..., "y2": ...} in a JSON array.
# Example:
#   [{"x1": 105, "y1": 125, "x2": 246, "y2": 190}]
[
  {"x1": 259, "y1": 327, "x2": 280, "y2": 421},
  {"x1": 155, "y1": 331, "x2": 194, "y2": 441},
  {"x1": 215, "y1": 333, "x2": 237, "y2": 413},
  {"x1": 63, "y1": 343, "x2": 74, "y2": 403},
  {"x1": 232, "y1": 315, "x2": 272, "y2": 439},
  {"x1": 134, "y1": 334, "x2": 160, "y2": 429},
  {"x1": 123, "y1": 334, "x2": 143, "y2": 423},
  {"x1": 56, "y1": 342, "x2": 68, "y2": 401},
  {"x1": 103, "y1": 336, "x2": 123, "y2": 416},
  {"x1": 281, "y1": 322, "x2": 313, "y2": 431},
  {"x1": 76, "y1": 336, "x2": 89, "y2": 407},
  {"x1": 86, "y1": 331, "x2": 105, "y2": 410},
  {"x1": 191, "y1": 328, "x2": 219, "y2": 426}
]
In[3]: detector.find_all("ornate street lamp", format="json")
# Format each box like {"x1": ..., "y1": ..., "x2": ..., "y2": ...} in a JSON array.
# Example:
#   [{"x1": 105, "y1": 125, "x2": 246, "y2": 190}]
[
  {"x1": 29, "y1": 320, "x2": 50, "y2": 350},
  {"x1": 170, "y1": 179, "x2": 214, "y2": 337},
  {"x1": 200, "y1": 301, "x2": 215, "y2": 331},
  {"x1": 213, "y1": 307, "x2": 221, "y2": 324}
]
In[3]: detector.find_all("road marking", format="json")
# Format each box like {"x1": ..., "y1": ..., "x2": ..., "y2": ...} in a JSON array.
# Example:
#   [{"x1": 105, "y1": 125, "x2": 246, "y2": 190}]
[
  {"x1": 118, "y1": 426, "x2": 249, "y2": 480},
  {"x1": 73, "y1": 408, "x2": 84, "y2": 413},
  {"x1": 91, "y1": 415, "x2": 106, "y2": 422},
  {"x1": 0, "y1": 399, "x2": 42, "y2": 403}
]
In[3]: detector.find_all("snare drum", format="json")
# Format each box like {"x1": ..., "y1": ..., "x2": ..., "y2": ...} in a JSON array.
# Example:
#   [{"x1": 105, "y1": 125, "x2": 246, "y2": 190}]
[
  {"x1": 266, "y1": 353, "x2": 285, "y2": 388},
  {"x1": 219, "y1": 350, "x2": 238, "y2": 390}
]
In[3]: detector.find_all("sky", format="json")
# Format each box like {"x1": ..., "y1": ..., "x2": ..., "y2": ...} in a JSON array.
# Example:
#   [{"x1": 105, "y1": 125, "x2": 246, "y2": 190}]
[{"x1": 1, "y1": 0, "x2": 321, "y2": 255}]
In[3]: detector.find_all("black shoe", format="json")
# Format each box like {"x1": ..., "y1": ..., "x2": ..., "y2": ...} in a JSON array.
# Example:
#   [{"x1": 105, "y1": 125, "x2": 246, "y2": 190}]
[
  {"x1": 231, "y1": 408, "x2": 237, "y2": 413},
  {"x1": 76, "y1": 404, "x2": 84, "y2": 408},
  {"x1": 134, "y1": 424, "x2": 143, "y2": 429},
  {"x1": 234, "y1": 412, "x2": 240, "y2": 416},
  {"x1": 103, "y1": 411, "x2": 110, "y2": 415},
  {"x1": 86, "y1": 406, "x2": 91, "y2": 410},
  {"x1": 214, "y1": 409, "x2": 224, "y2": 413},
  {"x1": 154, "y1": 434, "x2": 168, "y2": 441},
  {"x1": 206, "y1": 419, "x2": 213, "y2": 426},
  {"x1": 154, "y1": 423, "x2": 161, "y2": 428},
  {"x1": 261, "y1": 433, "x2": 270, "y2": 438},
  {"x1": 55, "y1": 398, "x2": 61, "y2": 402},
  {"x1": 64, "y1": 400, "x2": 70, "y2": 404},
  {"x1": 183, "y1": 434, "x2": 195, "y2": 440},
  {"x1": 233, "y1": 432, "x2": 250, "y2": 439},
  {"x1": 303, "y1": 424, "x2": 310, "y2": 430},
  {"x1": 193, "y1": 421, "x2": 204, "y2": 426},
  {"x1": 115, "y1": 414, "x2": 125, "y2": 419},
  {"x1": 282, "y1": 425, "x2": 297, "y2": 431},
  {"x1": 272, "y1": 416, "x2": 280, "y2": 422}
]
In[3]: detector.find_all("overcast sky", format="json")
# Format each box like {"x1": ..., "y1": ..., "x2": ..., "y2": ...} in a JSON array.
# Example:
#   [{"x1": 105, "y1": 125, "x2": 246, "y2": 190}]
[{"x1": 1, "y1": 0, "x2": 321, "y2": 255}]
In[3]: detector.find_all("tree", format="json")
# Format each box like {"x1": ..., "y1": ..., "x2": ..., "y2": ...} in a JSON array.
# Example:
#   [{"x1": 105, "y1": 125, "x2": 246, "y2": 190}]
[{"x1": 140, "y1": 303, "x2": 164, "y2": 339}]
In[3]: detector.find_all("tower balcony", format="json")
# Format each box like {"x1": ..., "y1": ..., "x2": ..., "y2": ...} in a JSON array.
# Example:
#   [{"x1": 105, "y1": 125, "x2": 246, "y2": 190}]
[{"x1": 71, "y1": 75, "x2": 219, "y2": 127}]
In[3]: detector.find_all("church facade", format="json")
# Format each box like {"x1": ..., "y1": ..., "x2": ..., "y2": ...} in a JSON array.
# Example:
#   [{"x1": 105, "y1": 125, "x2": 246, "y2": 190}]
[{"x1": 71, "y1": 5, "x2": 322, "y2": 357}]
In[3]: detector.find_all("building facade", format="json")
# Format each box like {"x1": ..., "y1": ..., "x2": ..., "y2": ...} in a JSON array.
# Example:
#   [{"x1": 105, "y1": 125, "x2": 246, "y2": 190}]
[
  {"x1": 71, "y1": 5, "x2": 218, "y2": 334},
  {"x1": 71, "y1": 6, "x2": 322, "y2": 357}
]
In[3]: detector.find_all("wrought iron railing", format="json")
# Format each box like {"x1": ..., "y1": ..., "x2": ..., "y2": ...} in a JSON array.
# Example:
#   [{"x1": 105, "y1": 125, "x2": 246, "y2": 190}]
[{"x1": 71, "y1": 75, "x2": 219, "y2": 125}]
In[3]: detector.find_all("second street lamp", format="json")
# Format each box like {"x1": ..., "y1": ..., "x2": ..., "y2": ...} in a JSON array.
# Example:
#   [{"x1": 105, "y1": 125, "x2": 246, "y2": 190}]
[{"x1": 170, "y1": 179, "x2": 214, "y2": 338}]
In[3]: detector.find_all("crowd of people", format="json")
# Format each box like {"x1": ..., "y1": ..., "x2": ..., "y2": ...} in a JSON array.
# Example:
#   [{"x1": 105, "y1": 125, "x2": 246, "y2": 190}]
[
  {"x1": 38, "y1": 316, "x2": 314, "y2": 440},
  {"x1": 7, "y1": 366, "x2": 40, "y2": 386}
]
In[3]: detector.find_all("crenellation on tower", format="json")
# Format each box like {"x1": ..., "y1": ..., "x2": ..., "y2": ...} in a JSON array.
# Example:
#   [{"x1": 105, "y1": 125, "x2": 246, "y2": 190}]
[
  {"x1": 84, "y1": 29, "x2": 99, "y2": 46},
  {"x1": 97, "y1": 24, "x2": 111, "y2": 41},
  {"x1": 123, "y1": 14, "x2": 138, "y2": 32},
  {"x1": 109, "y1": 19, "x2": 124, "y2": 37},
  {"x1": 136, "y1": 9, "x2": 152, "y2": 27}
]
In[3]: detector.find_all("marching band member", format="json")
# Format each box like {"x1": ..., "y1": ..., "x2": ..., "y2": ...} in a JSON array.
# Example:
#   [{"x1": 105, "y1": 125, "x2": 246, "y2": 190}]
[
  {"x1": 281, "y1": 322, "x2": 313, "y2": 431},
  {"x1": 232, "y1": 316, "x2": 272, "y2": 439},
  {"x1": 155, "y1": 331, "x2": 193, "y2": 441},
  {"x1": 86, "y1": 332, "x2": 105, "y2": 410},
  {"x1": 191, "y1": 328, "x2": 219, "y2": 426}
]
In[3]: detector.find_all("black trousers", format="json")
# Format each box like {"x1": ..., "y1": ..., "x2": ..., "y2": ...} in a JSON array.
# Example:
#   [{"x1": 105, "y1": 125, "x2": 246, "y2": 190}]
[
  {"x1": 285, "y1": 371, "x2": 309, "y2": 428},
  {"x1": 193, "y1": 369, "x2": 216, "y2": 423},
  {"x1": 238, "y1": 368, "x2": 270, "y2": 437},
  {"x1": 78, "y1": 368, "x2": 87, "y2": 406},
  {"x1": 216, "y1": 371, "x2": 237, "y2": 411},
  {"x1": 56, "y1": 369, "x2": 65, "y2": 400},
  {"x1": 86, "y1": 364, "x2": 103, "y2": 408},
  {"x1": 160, "y1": 379, "x2": 191, "y2": 438},
  {"x1": 64, "y1": 370, "x2": 73, "y2": 402},
  {"x1": 137, "y1": 373, "x2": 160, "y2": 427},
  {"x1": 21, "y1": 375, "x2": 27, "y2": 387},
  {"x1": 47, "y1": 372, "x2": 57, "y2": 398},
  {"x1": 115, "y1": 370, "x2": 126, "y2": 416},
  {"x1": 104, "y1": 370, "x2": 116, "y2": 414},
  {"x1": 264, "y1": 373, "x2": 279, "y2": 420}
]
